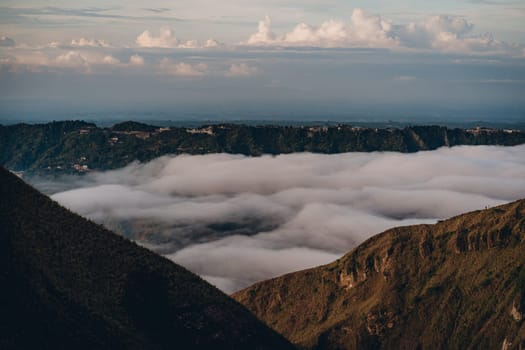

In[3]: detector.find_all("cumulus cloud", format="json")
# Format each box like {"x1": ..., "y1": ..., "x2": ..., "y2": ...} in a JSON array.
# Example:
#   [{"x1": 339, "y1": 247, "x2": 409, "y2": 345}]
[
  {"x1": 47, "y1": 145, "x2": 525, "y2": 293},
  {"x1": 244, "y1": 10, "x2": 398, "y2": 48},
  {"x1": 129, "y1": 54, "x2": 145, "y2": 66},
  {"x1": 159, "y1": 58, "x2": 208, "y2": 76},
  {"x1": 136, "y1": 27, "x2": 221, "y2": 49},
  {"x1": 53, "y1": 51, "x2": 123, "y2": 70},
  {"x1": 136, "y1": 27, "x2": 179, "y2": 48},
  {"x1": 71, "y1": 38, "x2": 110, "y2": 48},
  {"x1": 247, "y1": 15, "x2": 277, "y2": 45},
  {"x1": 55, "y1": 51, "x2": 89, "y2": 67},
  {"x1": 244, "y1": 8, "x2": 522, "y2": 54},
  {"x1": 0, "y1": 35, "x2": 16, "y2": 47},
  {"x1": 204, "y1": 39, "x2": 221, "y2": 48},
  {"x1": 226, "y1": 63, "x2": 259, "y2": 77},
  {"x1": 102, "y1": 55, "x2": 120, "y2": 65}
]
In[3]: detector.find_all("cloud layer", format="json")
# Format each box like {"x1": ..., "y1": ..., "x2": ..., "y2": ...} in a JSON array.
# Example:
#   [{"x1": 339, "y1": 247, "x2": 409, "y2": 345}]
[
  {"x1": 47, "y1": 145, "x2": 525, "y2": 293},
  {"x1": 1, "y1": 8, "x2": 522, "y2": 79},
  {"x1": 245, "y1": 9, "x2": 522, "y2": 55}
]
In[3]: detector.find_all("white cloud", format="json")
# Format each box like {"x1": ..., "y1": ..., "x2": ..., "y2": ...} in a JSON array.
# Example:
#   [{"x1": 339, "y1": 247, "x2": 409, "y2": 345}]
[
  {"x1": 284, "y1": 20, "x2": 346, "y2": 47},
  {"x1": 247, "y1": 15, "x2": 277, "y2": 45},
  {"x1": 395, "y1": 15, "x2": 515, "y2": 54},
  {"x1": 346, "y1": 8, "x2": 397, "y2": 48},
  {"x1": 205, "y1": 39, "x2": 221, "y2": 48},
  {"x1": 0, "y1": 49, "x2": 69, "y2": 73},
  {"x1": 55, "y1": 51, "x2": 89, "y2": 67},
  {"x1": 243, "y1": 8, "x2": 523, "y2": 55},
  {"x1": 244, "y1": 10, "x2": 398, "y2": 48},
  {"x1": 0, "y1": 35, "x2": 16, "y2": 47},
  {"x1": 71, "y1": 38, "x2": 110, "y2": 48},
  {"x1": 136, "y1": 27, "x2": 179, "y2": 48},
  {"x1": 177, "y1": 40, "x2": 199, "y2": 49},
  {"x1": 47, "y1": 145, "x2": 525, "y2": 293},
  {"x1": 136, "y1": 27, "x2": 221, "y2": 49},
  {"x1": 102, "y1": 55, "x2": 120, "y2": 65},
  {"x1": 226, "y1": 63, "x2": 259, "y2": 77},
  {"x1": 47, "y1": 41, "x2": 61, "y2": 48},
  {"x1": 159, "y1": 58, "x2": 208, "y2": 76},
  {"x1": 129, "y1": 54, "x2": 145, "y2": 66},
  {"x1": 54, "y1": 51, "x2": 123, "y2": 68}
]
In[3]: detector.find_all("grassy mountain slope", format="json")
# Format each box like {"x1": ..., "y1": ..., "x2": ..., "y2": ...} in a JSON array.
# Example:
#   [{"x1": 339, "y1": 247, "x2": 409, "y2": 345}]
[
  {"x1": 234, "y1": 200, "x2": 525, "y2": 349},
  {"x1": 0, "y1": 166, "x2": 294, "y2": 350}
]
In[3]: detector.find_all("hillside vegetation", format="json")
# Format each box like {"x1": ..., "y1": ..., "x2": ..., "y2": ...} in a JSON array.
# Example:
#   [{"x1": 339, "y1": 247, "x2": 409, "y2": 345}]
[
  {"x1": 1, "y1": 121, "x2": 524, "y2": 175},
  {"x1": 0, "y1": 166, "x2": 294, "y2": 349},
  {"x1": 234, "y1": 199, "x2": 525, "y2": 349}
]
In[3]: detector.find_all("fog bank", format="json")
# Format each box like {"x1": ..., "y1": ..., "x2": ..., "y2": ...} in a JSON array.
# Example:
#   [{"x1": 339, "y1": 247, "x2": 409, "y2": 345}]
[{"x1": 49, "y1": 145, "x2": 525, "y2": 292}]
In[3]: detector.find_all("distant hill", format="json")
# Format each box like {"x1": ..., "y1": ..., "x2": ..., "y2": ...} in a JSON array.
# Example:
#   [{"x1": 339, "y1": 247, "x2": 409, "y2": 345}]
[
  {"x1": 0, "y1": 166, "x2": 294, "y2": 349},
  {"x1": 1, "y1": 121, "x2": 524, "y2": 176},
  {"x1": 234, "y1": 200, "x2": 525, "y2": 349},
  {"x1": 111, "y1": 121, "x2": 160, "y2": 132}
]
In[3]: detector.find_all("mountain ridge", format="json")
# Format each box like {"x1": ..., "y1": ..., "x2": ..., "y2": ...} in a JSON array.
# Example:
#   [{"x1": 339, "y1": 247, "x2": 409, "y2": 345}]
[
  {"x1": 1, "y1": 121, "x2": 524, "y2": 176},
  {"x1": 0, "y1": 166, "x2": 294, "y2": 349},
  {"x1": 233, "y1": 199, "x2": 525, "y2": 349}
]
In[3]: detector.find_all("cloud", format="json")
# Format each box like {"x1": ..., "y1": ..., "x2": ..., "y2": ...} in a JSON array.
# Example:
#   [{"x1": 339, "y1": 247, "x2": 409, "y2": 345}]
[
  {"x1": 247, "y1": 15, "x2": 277, "y2": 45},
  {"x1": 244, "y1": 10, "x2": 399, "y2": 48},
  {"x1": 243, "y1": 8, "x2": 522, "y2": 55},
  {"x1": 102, "y1": 55, "x2": 120, "y2": 65},
  {"x1": 46, "y1": 41, "x2": 61, "y2": 48},
  {"x1": 41, "y1": 38, "x2": 112, "y2": 49},
  {"x1": 46, "y1": 145, "x2": 525, "y2": 293},
  {"x1": 136, "y1": 27, "x2": 179, "y2": 48},
  {"x1": 55, "y1": 51, "x2": 89, "y2": 67},
  {"x1": 135, "y1": 27, "x2": 221, "y2": 49},
  {"x1": 129, "y1": 54, "x2": 145, "y2": 66},
  {"x1": 0, "y1": 35, "x2": 16, "y2": 47},
  {"x1": 204, "y1": 39, "x2": 221, "y2": 48},
  {"x1": 226, "y1": 63, "x2": 259, "y2": 77},
  {"x1": 345, "y1": 8, "x2": 397, "y2": 48},
  {"x1": 53, "y1": 51, "x2": 123, "y2": 69},
  {"x1": 159, "y1": 58, "x2": 208, "y2": 76},
  {"x1": 71, "y1": 38, "x2": 110, "y2": 48}
]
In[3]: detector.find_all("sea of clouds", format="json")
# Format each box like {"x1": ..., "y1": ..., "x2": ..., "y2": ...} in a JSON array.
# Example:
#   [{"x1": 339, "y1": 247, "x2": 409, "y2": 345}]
[{"x1": 46, "y1": 145, "x2": 525, "y2": 293}]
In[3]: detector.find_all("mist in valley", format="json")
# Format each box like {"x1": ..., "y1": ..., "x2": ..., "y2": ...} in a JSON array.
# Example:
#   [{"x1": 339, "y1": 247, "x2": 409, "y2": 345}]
[{"x1": 41, "y1": 145, "x2": 525, "y2": 293}]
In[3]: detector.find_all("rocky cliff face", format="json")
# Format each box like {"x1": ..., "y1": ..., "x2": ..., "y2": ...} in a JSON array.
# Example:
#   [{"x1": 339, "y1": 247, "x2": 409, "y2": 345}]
[{"x1": 234, "y1": 199, "x2": 525, "y2": 349}]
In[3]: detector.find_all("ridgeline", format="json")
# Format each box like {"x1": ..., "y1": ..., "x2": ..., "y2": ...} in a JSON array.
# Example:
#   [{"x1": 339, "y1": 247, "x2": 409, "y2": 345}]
[
  {"x1": 0, "y1": 166, "x2": 294, "y2": 349},
  {"x1": 233, "y1": 199, "x2": 525, "y2": 349},
  {"x1": 1, "y1": 121, "x2": 524, "y2": 176}
]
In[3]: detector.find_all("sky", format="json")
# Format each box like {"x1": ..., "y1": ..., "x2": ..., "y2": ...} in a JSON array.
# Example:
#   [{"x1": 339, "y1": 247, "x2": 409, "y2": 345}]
[
  {"x1": 1, "y1": 0, "x2": 524, "y2": 123},
  {"x1": 44, "y1": 145, "x2": 525, "y2": 292}
]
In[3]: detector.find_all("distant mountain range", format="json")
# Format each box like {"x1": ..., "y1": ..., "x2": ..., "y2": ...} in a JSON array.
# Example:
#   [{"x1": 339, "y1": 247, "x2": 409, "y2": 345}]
[
  {"x1": 233, "y1": 199, "x2": 525, "y2": 349},
  {"x1": 1, "y1": 121, "x2": 524, "y2": 176},
  {"x1": 0, "y1": 166, "x2": 293, "y2": 349}
]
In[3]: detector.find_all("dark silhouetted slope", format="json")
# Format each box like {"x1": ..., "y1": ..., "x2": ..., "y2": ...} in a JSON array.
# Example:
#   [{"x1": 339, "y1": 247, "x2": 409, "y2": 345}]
[
  {"x1": 0, "y1": 167, "x2": 294, "y2": 350},
  {"x1": 234, "y1": 200, "x2": 525, "y2": 349}
]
